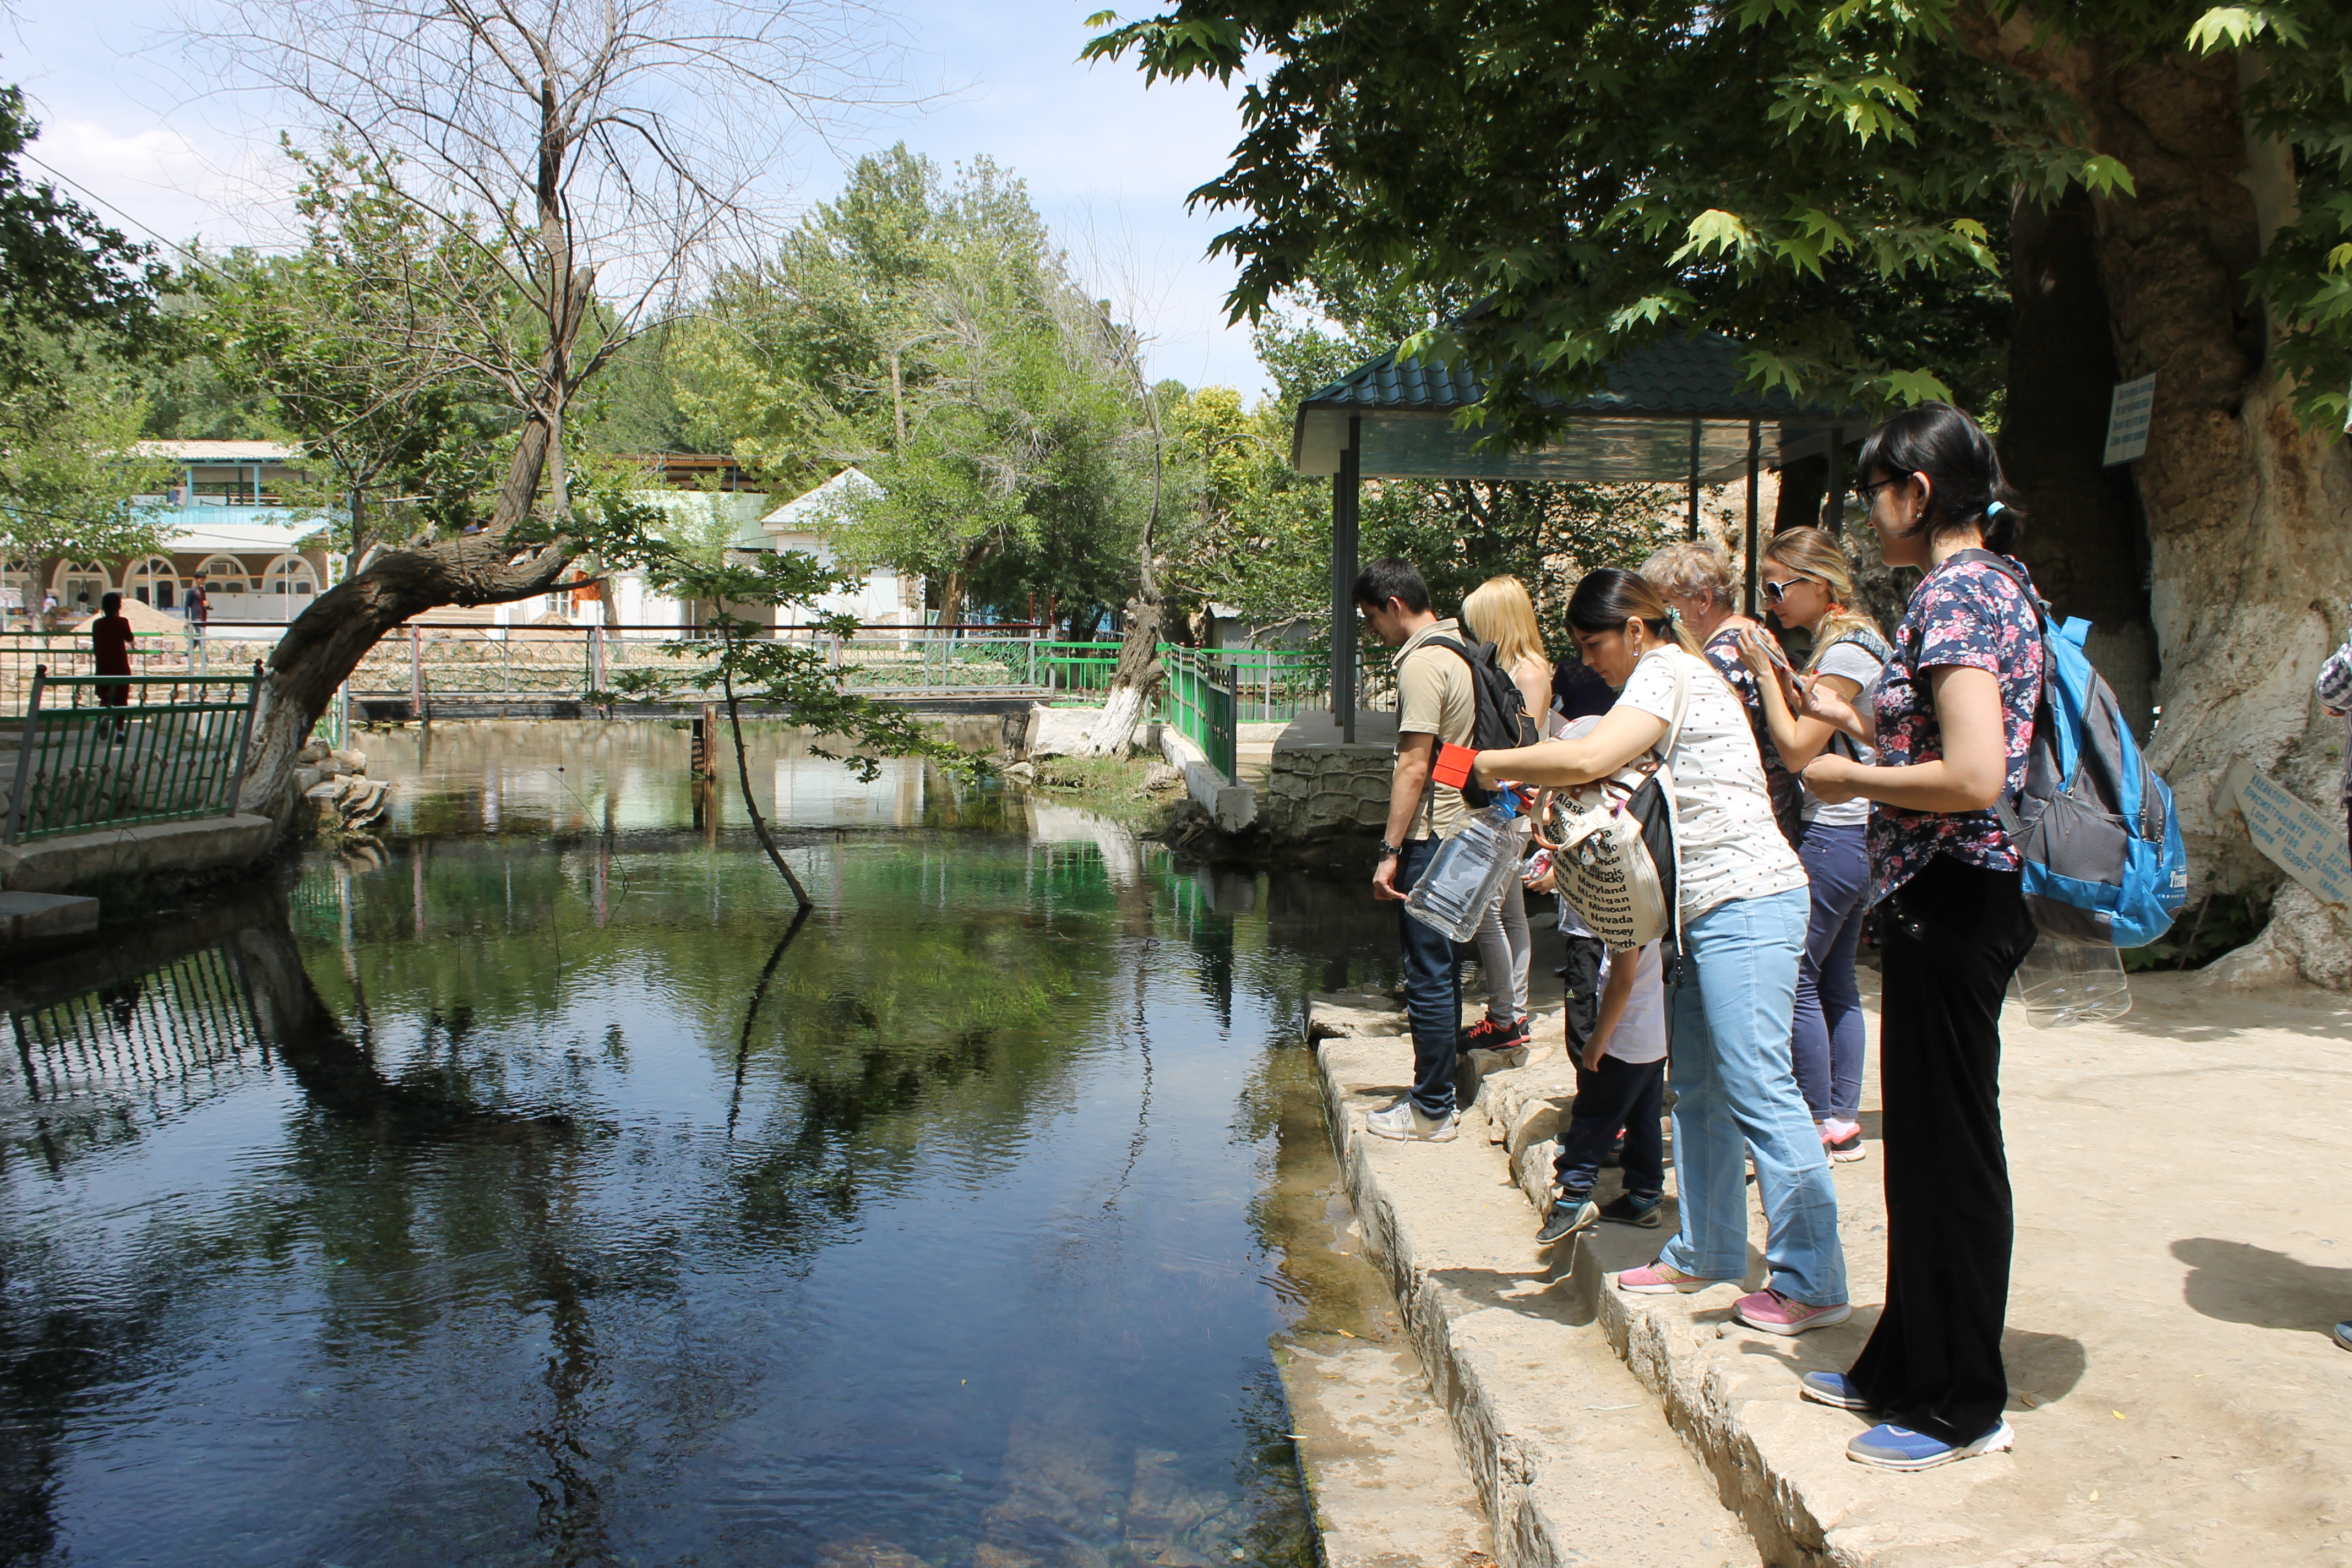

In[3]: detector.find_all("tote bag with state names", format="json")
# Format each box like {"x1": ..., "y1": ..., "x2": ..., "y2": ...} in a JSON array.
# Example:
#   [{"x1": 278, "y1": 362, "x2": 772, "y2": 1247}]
[{"x1": 1530, "y1": 657, "x2": 1689, "y2": 956}]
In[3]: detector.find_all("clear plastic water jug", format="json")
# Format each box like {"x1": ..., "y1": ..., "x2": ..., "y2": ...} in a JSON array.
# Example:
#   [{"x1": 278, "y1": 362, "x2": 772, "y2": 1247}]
[
  {"x1": 2011, "y1": 933, "x2": 2132, "y2": 1028},
  {"x1": 1404, "y1": 801, "x2": 1525, "y2": 943}
]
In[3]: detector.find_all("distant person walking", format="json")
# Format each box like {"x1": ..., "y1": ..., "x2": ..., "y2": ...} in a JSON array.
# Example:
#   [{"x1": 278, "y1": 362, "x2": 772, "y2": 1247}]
[
  {"x1": 1734, "y1": 526, "x2": 1892, "y2": 1161},
  {"x1": 1357, "y1": 558, "x2": 1479, "y2": 1143},
  {"x1": 1468, "y1": 569, "x2": 1847, "y2": 1335},
  {"x1": 91, "y1": 591, "x2": 134, "y2": 713},
  {"x1": 186, "y1": 573, "x2": 210, "y2": 639},
  {"x1": 1779, "y1": 404, "x2": 2044, "y2": 1471},
  {"x1": 1458, "y1": 574, "x2": 1555, "y2": 1057}
]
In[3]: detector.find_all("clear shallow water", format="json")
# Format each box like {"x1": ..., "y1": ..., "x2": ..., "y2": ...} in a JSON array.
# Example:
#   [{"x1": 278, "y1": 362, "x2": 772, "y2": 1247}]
[{"x1": 0, "y1": 731, "x2": 1402, "y2": 1568}]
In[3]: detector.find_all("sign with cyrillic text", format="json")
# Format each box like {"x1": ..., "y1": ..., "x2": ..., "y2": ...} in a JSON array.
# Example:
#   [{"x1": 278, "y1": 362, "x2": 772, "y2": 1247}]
[
  {"x1": 2224, "y1": 756, "x2": 2351, "y2": 907},
  {"x1": 2103, "y1": 375, "x2": 2155, "y2": 466}
]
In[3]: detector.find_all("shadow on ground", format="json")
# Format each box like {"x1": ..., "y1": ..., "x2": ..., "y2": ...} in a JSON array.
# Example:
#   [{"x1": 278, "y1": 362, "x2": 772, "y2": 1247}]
[{"x1": 2173, "y1": 1237, "x2": 2352, "y2": 1341}]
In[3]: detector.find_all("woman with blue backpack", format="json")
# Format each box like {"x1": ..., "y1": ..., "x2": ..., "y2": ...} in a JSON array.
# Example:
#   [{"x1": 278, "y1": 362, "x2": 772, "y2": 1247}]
[
  {"x1": 1732, "y1": 526, "x2": 1891, "y2": 1163},
  {"x1": 1778, "y1": 404, "x2": 2045, "y2": 1472}
]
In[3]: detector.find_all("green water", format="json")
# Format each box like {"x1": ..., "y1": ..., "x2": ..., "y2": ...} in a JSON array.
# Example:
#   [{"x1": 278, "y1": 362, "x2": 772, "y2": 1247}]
[{"x1": 0, "y1": 724, "x2": 1406, "y2": 1568}]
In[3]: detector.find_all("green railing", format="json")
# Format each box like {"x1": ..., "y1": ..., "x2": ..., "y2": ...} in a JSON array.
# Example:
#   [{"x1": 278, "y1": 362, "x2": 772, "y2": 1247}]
[
  {"x1": 1039, "y1": 640, "x2": 1125, "y2": 695},
  {"x1": 1161, "y1": 646, "x2": 1238, "y2": 783},
  {"x1": 4, "y1": 665, "x2": 261, "y2": 843}
]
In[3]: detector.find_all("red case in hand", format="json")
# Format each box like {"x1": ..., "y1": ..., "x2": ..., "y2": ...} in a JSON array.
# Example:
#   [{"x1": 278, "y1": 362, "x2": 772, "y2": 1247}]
[{"x1": 1431, "y1": 743, "x2": 1479, "y2": 791}]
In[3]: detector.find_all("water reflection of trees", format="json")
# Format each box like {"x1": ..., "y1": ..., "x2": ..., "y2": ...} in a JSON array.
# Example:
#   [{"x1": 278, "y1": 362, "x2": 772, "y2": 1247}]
[{"x1": 1, "y1": 826, "x2": 1363, "y2": 1566}]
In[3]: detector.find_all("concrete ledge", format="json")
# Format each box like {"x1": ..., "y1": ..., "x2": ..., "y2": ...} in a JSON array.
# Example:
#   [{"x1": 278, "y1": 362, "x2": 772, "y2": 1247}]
[
  {"x1": 0, "y1": 890, "x2": 99, "y2": 943},
  {"x1": 1306, "y1": 1016, "x2": 1753, "y2": 1568},
  {"x1": 1158, "y1": 723, "x2": 1256, "y2": 832},
  {"x1": 1310, "y1": 974, "x2": 2352, "y2": 1568},
  {"x1": 0, "y1": 813, "x2": 278, "y2": 894}
]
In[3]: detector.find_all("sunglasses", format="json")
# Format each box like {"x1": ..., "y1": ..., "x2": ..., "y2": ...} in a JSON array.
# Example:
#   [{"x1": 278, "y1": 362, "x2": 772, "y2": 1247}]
[
  {"x1": 1761, "y1": 575, "x2": 1817, "y2": 602},
  {"x1": 1852, "y1": 477, "x2": 1898, "y2": 507}
]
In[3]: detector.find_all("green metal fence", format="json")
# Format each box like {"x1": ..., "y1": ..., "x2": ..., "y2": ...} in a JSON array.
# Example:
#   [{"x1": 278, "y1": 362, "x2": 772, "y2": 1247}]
[
  {"x1": 3, "y1": 665, "x2": 261, "y2": 843},
  {"x1": 1161, "y1": 646, "x2": 1239, "y2": 783},
  {"x1": 1040, "y1": 640, "x2": 1124, "y2": 695}
]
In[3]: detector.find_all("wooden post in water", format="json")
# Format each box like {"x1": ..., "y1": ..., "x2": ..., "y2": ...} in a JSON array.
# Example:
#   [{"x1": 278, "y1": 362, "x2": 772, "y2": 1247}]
[{"x1": 692, "y1": 702, "x2": 719, "y2": 780}]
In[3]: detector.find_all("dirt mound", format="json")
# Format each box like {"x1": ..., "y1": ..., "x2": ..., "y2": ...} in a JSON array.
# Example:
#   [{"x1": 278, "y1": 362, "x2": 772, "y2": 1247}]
[{"x1": 69, "y1": 600, "x2": 190, "y2": 635}]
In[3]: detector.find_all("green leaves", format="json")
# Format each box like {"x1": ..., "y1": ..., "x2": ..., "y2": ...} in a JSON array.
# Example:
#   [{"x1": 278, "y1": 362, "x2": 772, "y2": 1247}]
[
  {"x1": 1673, "y1": 209, "x2": 1759, "y2": 264},
  {"x1": 2185, "y1": 5, "x2": 2309, "y2": 53}
]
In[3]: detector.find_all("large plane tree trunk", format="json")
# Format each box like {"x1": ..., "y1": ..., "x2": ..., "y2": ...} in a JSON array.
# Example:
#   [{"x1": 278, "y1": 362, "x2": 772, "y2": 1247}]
[
  {"x1": 1998, "y1": 183, "x2": 2162, "y2": 741},
  {"x1": 1972, "y1": 23, "x2": 2352, "y2": 984}
]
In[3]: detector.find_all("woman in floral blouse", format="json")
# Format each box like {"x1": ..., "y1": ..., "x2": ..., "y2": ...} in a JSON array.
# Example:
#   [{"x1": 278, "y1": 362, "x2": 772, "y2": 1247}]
[{"x1": 1768, "y1": 404, "x2": 2044, "y2": 1472}]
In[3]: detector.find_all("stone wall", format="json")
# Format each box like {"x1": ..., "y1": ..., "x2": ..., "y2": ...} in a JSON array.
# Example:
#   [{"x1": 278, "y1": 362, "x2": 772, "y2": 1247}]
[{"x1": 1264, "y1": 743, "x2": 1394, "y2": 842}]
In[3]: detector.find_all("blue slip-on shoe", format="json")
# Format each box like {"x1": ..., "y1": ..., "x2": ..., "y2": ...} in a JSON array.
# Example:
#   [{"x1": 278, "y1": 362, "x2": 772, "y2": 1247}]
[
  {"x1": 1846, "y1": 1419, "x2": 2013, "y2": 1471},
  {"x1": 1799, "y1": 1371, "x2": 1871, "y2": 1412},
  {"x1": 2334, "y1": 1321, "x2": 2352, "y2": 1353}
]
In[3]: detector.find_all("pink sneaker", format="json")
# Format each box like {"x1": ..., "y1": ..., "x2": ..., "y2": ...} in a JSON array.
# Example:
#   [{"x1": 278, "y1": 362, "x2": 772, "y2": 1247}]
[
  {"x1": 1614, "y1": 1259, "x2": 1737, "y2": 1294},
  {"x1": 1733, "y1": 1287, "x2": 1853, "y2": 1335}
]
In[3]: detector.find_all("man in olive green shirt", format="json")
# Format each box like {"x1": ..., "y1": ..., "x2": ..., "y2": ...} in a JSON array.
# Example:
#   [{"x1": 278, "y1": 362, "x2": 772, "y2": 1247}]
[{"x1": 1356, "y1": 558, "x2": 1478, "y2": 1142}]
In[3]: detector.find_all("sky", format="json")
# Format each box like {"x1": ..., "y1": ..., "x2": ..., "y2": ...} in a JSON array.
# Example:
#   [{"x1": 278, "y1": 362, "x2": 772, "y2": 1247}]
[{"x1": 0, "y1": 0, "x2": 1275, "y2": 395}]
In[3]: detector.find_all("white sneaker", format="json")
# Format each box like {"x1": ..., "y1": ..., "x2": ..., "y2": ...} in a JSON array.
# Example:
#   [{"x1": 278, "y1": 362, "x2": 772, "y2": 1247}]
[{"x1": 1364, "y1": 1100, "x2": 1458, "y2": 1142}]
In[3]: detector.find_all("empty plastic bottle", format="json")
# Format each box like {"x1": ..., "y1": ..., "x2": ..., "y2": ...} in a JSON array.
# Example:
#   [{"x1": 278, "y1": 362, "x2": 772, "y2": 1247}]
[
  {"x1": 2010, "y1": 933, "x2": 2132, "y2": 1028},
  {"x1": 1404, "y1": 796, "x2": 1527, "y2": 944}
]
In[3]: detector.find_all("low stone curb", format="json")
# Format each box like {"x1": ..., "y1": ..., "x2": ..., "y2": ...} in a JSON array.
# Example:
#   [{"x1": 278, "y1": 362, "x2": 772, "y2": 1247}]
[
  {"x1": 1306, "y1": 1003, "x2": 1758, "y2": 1568},
  {"x1": 1306, "y1": 979, "x2": 2280, "y2": 1568}
]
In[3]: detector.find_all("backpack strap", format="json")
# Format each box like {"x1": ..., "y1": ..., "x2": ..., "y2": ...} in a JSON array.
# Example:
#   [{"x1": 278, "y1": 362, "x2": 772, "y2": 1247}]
[
  {"x1": 1401, "y1": 634, "x2": 1478, "y2": 837},
  {"x1": 1936, "y1": 548, "x2": 2054, "y2": 836}
]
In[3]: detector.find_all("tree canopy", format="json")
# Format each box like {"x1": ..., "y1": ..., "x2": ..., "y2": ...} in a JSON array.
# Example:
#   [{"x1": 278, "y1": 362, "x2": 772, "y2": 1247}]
[
  {"x1": 1084, "y1": 0, "x2": 2352, "y2": 435},
  {"x1": 678, "y1": 146, "x2": 1163, "y2": 624}
]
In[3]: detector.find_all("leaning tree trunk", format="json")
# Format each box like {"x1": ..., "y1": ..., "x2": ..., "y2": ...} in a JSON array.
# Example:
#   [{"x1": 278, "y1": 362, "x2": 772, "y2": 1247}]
[
  {"x1": 235, "y1": 409, "x2": 574, "y2": 816},
  {"x1": 1972, "y1": 20, "x2": 2352, "y2": 984},
  {"x1": 1080, "y1": 598, "x2": 1166, "y2": 758}
]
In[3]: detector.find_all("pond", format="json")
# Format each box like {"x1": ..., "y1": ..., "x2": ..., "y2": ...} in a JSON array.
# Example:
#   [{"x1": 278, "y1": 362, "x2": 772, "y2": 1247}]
[{"x1": 0, "y1": 723, "x2": 1407, "y2": 1568}]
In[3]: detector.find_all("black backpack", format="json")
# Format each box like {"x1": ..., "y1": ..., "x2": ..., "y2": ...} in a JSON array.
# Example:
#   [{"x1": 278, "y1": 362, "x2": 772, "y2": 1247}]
[{"x1": 1422, "y1": 636, "x2": 1538, "y2": 807}]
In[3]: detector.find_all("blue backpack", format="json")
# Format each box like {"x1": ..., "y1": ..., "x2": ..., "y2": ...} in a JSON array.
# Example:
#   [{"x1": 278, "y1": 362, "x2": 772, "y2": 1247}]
[{"x1": 1949, "y1": 550, "x2": 2188, "y2": 948}]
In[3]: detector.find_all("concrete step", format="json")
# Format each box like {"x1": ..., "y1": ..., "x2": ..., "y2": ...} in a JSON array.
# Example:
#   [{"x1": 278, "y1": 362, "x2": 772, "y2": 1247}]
[
  {"x1": 1306, "y1": 994, "x2": 1757, "y2": 1568},
  {"x1": 0, "y1": 890, "x2": 100, "y2": 943},
  {"x1": 1309, "y1": 972, "x2": 2352, "y2": 1568}
]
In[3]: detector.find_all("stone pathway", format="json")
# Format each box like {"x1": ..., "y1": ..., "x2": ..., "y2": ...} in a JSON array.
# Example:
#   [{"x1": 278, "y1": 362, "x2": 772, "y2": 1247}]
[{"x1": 1309, "y1": 967, "x2": 2352, "y2": 1568}]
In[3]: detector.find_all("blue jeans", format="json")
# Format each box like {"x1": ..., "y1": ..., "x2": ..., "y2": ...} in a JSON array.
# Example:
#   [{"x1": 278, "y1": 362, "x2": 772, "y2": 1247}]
[
  {"x1": 1658, "y1": 886, "x2": 1848, "y2": 1305},
  {"x1": 1393, "y1": 837, "x2": 1464, "y2": 1118},
  {"x1": 1792, "y1": 820, "x2": 1869, "y2": 1122}
]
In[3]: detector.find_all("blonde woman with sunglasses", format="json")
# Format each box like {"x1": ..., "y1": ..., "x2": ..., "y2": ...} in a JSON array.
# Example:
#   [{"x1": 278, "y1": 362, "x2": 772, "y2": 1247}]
[
  {"x1": 1732, "y1": 528, "x2": 1892, "y2": 1164},
  {"x1": 1457, "y1": 575, "x2": 1555, "y2": 1055}
]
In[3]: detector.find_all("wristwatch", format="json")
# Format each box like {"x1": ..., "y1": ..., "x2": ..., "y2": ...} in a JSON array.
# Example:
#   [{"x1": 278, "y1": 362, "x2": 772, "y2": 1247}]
[{"x1": 1378, "y1": 840, "x2": 1404, "y2": 859}]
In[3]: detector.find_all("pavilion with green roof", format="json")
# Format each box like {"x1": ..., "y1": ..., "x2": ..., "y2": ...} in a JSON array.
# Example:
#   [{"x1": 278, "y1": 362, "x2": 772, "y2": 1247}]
[{"x1": 1291, "y1": 332, "x2": 1870, "y2": 739}]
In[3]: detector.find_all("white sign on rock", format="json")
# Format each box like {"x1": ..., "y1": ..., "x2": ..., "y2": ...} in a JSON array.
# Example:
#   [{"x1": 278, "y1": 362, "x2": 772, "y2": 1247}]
[
  {"x1": 2223, "y1": 756, "x2": 2351, "y2": 907},
  {"x1": 2103, "y1": 374, "x2": 2156, "y2": 466}
]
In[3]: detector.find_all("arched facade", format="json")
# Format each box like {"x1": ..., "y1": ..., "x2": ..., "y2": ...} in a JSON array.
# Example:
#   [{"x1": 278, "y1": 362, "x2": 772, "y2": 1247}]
[
  {"x1": 263, "y1": 554, "x2": 320, "y2": 597},
  {"x1": 51, "y1": 560, "x2": 112, "y2": 612},
  {"x1": 194, "y1": 555, "x2": 251, "y2": 594},
  {"x1": 125, "y1": 556, "x2": 181, "y2": 609},
  {"x1": 1, "y1": 558, "x2": 32, "y2": 620}
]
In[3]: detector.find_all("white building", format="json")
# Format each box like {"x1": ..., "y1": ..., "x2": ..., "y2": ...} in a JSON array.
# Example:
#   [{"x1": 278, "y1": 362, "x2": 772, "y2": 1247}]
[
  {"x1": 757, "y1": 469, "x2": 921, "y2": 628},
  {"x1": 531, "y1": 467, "x2": 919, "y2": 635}
]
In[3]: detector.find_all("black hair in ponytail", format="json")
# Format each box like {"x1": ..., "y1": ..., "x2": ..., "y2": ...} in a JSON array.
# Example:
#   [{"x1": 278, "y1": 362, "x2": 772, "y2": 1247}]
[{"x1": 1855, "y1": 402, "x2": 2027, "y2": 555}]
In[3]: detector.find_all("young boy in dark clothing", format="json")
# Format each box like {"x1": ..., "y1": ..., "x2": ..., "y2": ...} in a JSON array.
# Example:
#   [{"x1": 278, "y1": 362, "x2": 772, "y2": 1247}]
[{"x1": 1536, "y1": 928, "x2": 1669, "y2": 1243}]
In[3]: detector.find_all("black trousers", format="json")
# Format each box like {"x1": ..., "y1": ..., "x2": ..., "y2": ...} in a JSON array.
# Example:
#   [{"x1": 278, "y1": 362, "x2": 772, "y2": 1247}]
[
  {"x1": 1847, "y1": 856, "x2": 2037, "y2": 1446},
  {"x1": 1551, "y1": 1052, "x2": 1665, "y2": 1201}
]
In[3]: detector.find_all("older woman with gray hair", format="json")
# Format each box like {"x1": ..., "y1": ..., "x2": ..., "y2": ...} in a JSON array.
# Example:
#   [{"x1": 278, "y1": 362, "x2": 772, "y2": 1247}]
[{"x1": 1641, "y1": 541, "x2": 1803, "y2": 844}]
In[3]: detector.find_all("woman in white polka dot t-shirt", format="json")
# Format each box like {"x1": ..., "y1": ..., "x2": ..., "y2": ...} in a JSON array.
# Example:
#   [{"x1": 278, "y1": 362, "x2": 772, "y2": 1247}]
[{"x1": 1469, "y1": 569, "x2": 1847, "y2": 1335}]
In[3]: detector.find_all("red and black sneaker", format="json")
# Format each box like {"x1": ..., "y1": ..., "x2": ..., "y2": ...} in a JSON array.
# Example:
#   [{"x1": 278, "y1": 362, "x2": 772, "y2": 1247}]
[{"x1": 1459, "y1": 1015, "x2": 1529, "y2": 1055}]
